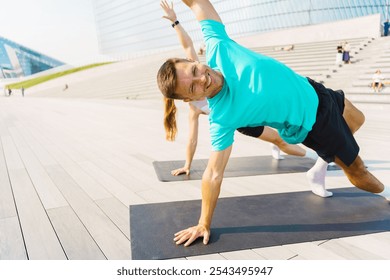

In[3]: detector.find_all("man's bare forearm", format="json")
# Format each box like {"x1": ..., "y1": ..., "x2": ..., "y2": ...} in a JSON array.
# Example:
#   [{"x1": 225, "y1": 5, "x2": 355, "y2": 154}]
[
  {"x1": 198, "y1": 169, "x2": 222, "y2": 228},
  {"x1": 197, "y1": 146, "x2": 231, "y2": 228}
]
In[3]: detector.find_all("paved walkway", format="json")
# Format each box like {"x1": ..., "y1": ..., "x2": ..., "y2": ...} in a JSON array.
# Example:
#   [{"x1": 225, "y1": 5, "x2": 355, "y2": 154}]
[{"x1": 1, "y1": 95, "x2": 389, "y2": 260}]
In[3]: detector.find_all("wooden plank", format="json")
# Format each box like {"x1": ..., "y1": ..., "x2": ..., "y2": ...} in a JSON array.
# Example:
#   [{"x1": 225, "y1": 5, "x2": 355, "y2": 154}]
[
  {"x1": 372, "y1": 231, "x2": 390, "y2": 243},
  {"x1": 22, "y1": 120, "x2": 76, "y2": 167},
  {"x1": 0, "y1": 217, "x2": 27, "y2": 260},
  {"x1": 107, "y1": 154, "x2": 157, "y2": 184},
  {"x1": 186, "y1": 253, "x2": 227, "y2": 260},
  {"x1": 284, "y1": 242, "x2": 345, "y2": 260},
  {"x1": 318, "y1": 239, "x2": 384, "y2": 259},
  {"x1": 252, "y1": 245, "x2": 297, "y2": 260},
  {"x1": 45, "y1": 165, "x2": 131, "y2": 259},
  {"x1": 219, "y1": 249, "x2": 267, "y2": 260},
  {"x1": 2, "y1": 136, "x2": 66, "y2": 259},
  {"x1": 157, "y1": 183, "x2": 205, "y2": 200},
  {"x1": 136, "y1": 182, "x2": 205, "y2": 203},
  {"x1": 340, "y1": 234, "x2": 390, "y2": 259},
  {"x1": 136, "y1": 188, "x2": 176, "y2": 203},
  {"x1": 91, "y1": 157, "x2": 149, "y2": 193},
  {"x1": 41, "y1": 143, "x2": 75, "y2": 166},
  {"x1": 18, "y1": 123, "x2": 112, "y2": 202},
  {"x1": 0, "y1": 112, "x2": 10, "y2": 137},
  {"x1": 1, "y1": 136, "x2": 25, "y2": 170},
  {"x1": 37, "y1": 122, "x2": 89, "y2": 163},
  {"x1": 0, "y1": 140, "x2": 17, "y2": 219},
  {"x1": 8, "y1": 169, "x2": 66, "y2": 259},
  {"x1": 9, "y1": 131, "x2": 68, "y2": 209},
  {"x1": 288, "y1": 255, "x2": 306, "y2": 260},
  {"x1": 78, "y1": 161, "x2": 146, "y2": 205},
  {"x1": 14, "y1": 123, "x2": 58, "y2": 166},
  {"x1": 47, "y1": 206, "x2": 106, "y2": 260},
  {"x1": 96, "y1": 197, "x2": 130, "y2": 239},
  {"x1": 62, "y1": 164, "x2": 112, "y2": 201}
]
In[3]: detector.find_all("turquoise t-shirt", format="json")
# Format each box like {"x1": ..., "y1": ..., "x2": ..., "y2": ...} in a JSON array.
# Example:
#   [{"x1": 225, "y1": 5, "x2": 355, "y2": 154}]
[{"x1": 201, "y1": 20, "x2": 319, "y2": 151}]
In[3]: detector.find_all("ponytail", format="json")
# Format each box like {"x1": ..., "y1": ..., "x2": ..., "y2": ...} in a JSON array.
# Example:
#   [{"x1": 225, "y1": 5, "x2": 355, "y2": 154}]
[
  {"x1": 158, "y1": 58, "x2": 190, "y2": 141},
  {"x1": 164, "y1": 97, "x2": 178, "y2": 141}
]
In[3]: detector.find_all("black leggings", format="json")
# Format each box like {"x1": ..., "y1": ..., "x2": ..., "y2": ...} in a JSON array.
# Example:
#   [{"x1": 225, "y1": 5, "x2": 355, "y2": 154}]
[{"x1": 236, "y1": 126, "x2": 264, "y2": 138}]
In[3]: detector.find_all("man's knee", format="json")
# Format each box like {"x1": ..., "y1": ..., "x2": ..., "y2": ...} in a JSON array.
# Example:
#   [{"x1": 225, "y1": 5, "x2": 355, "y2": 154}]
[
  {"x1": 355, "y1": 109, "x2": 365, "y2": 130},
  {"x1": 344, "y1": 98, "x2": 365, "y2": 132}
]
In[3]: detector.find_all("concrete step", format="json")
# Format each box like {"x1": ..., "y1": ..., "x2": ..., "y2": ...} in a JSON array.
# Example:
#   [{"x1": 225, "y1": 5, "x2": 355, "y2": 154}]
[
  {"x1": 345, "y1": 91, "x2": 390, "y2": 104},
  {"x1": 346, "y1": 86, "x2": 390, "y2": 94},
  {"x1": 352, "y1": 80, "x2": 389, "y2": 87},
  {"x1": 252, "y1": 37, "x2": 367, "y2": 52},
  {"x1": 358, "y1": 74, "x2": 390, "y2": 79}
]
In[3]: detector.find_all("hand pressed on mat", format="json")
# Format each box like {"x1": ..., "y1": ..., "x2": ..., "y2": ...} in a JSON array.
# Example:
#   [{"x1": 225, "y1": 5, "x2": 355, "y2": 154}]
[{"x1": 174, "y1": 224, "x2": 210, "y2": 247}]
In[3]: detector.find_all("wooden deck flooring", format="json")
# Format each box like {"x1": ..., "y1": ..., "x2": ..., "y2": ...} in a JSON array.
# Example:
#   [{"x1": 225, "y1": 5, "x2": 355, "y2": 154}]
[{"x1": 0, "y1": 95, "x2": 389, "y2": 260}]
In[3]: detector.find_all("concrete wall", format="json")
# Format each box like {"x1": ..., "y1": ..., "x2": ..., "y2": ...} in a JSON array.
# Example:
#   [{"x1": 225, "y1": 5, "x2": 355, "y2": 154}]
[{"x1": 237, "y1": 14, "x2": 382, "y2": 48}]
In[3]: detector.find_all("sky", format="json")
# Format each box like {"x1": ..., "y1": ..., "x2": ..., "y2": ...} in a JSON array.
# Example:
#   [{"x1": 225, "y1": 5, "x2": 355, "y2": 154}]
[{"x1": 0, "y1": 0, "x2": 104, "y2": 65}]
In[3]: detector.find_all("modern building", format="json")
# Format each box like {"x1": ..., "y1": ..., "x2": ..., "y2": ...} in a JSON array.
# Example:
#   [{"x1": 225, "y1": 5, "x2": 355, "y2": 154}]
[
  {"x1": 92, "y1": 0, "x2": 389, "y2": 58},
  {"x1": 0, "y1": 36, "x2": 64, "y2": 79}
]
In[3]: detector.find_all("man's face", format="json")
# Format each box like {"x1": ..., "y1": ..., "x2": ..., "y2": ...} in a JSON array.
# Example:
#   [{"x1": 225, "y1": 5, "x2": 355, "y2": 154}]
[{"x1": 174, "y1": 60, "x2": 223, "y2": 101}]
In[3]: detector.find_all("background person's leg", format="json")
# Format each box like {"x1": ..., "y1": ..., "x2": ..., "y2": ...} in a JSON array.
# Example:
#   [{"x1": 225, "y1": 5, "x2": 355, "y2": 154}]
[
  {"x1": 259, "y1": 127, "x2": 306, "y2": 158},
  {"x1": 378, "y1": 82, "x2": 383, "y2": 92}
]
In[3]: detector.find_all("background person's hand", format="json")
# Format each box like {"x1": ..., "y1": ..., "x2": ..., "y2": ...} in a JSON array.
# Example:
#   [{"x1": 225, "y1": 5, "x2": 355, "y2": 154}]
[
  {"x1": 171, "y1": 166, "x2": 190, "y2": 176},
  {"x1": 174, "y1": 224, "x2": 210, "y2": 246},
  {"x1": 160, "y1": 0, "x2": 177, "y2": 22}
]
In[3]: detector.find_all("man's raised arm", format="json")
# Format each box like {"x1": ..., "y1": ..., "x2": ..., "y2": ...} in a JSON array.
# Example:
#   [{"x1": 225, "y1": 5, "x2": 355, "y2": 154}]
[{"x1": 182, "y1": 0, "x2": 222, "y2": 23}]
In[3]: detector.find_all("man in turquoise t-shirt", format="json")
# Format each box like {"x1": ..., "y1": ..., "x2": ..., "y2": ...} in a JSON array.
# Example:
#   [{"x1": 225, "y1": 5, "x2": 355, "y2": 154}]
[
  {"x1": 202, "y1": 19, "x2": 318, "y2": 149},
  {"x1": 157, "y1": 0, "x2": 390, "y2": 247}
]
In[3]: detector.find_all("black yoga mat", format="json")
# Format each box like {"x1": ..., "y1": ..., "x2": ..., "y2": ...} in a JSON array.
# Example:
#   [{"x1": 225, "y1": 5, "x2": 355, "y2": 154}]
[
  {"x1": 153, "y1": 155, "x2": 339, "y2": 182},
  {"x1": 130, "y1": 187, "x2": 390, "y2": 260}
]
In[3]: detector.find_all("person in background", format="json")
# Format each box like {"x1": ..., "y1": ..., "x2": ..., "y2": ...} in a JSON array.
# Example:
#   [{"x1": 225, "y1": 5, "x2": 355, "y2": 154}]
[
  {"x1": 342, "y1": 41, "x2": 351, "y2": 64},
  {"x1": 371, "y1": 69, "x2": 384, "y2": 93},
  {"x1": 384, "y1": 20, "x2": 389, "y2": 37},
  {"x1": 198, "y1": 42, "x2": 206, "y2": 55},
  {"x1": 335, "y1": 42, "x2": 343, "y2": 65}
]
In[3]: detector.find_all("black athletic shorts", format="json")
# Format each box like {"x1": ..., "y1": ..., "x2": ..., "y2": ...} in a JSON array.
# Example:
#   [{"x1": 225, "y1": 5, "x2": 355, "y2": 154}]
[
  {"x1": 236, "y1": 126, "x2": 265, "y2": 138},
  {"x1": 302, "y1": 78, "x2": 360, "y2": 166}
]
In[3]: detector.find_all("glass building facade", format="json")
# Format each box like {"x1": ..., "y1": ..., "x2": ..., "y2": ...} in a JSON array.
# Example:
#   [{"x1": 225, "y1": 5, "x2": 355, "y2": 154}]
[
  {"x1": 0, "y1": 36, "x2": 64, "y2": 79},
  {"x1": 92, "y1": 0, "x2": 389, "y2": 57}
]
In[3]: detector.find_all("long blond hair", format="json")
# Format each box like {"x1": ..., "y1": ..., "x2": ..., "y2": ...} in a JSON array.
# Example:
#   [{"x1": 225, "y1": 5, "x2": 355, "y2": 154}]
[
  {"x1": 164, "y1": 97, "x2": 177, "y2": 141},
  {"x1": 157, "y1": 58, "x2": 189, "y2": 141}
]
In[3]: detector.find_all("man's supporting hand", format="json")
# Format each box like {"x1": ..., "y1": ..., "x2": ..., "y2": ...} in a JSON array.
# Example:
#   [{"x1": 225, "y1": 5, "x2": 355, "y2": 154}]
[{"x1": 174, "y1": 224, "x2": 210, "y2": 246}]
